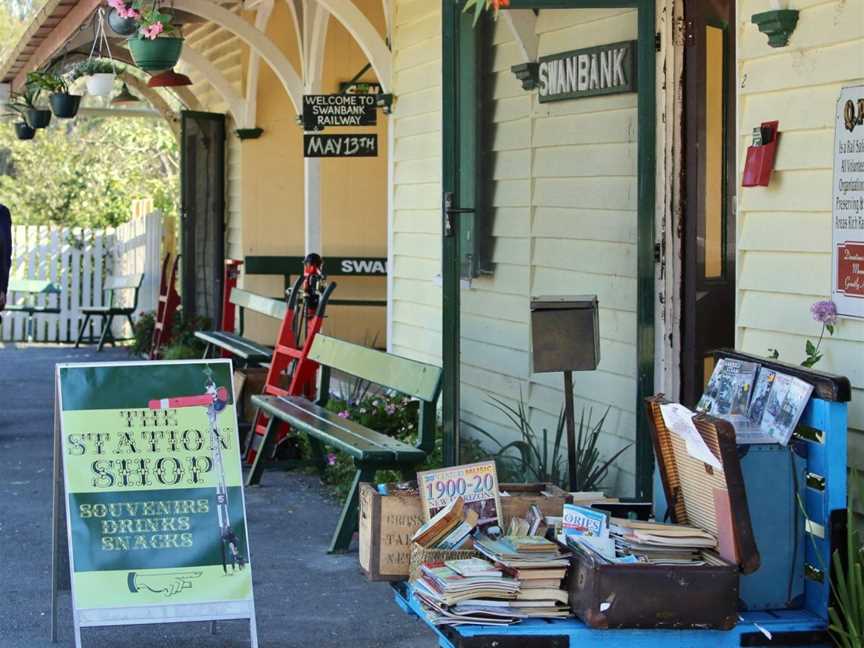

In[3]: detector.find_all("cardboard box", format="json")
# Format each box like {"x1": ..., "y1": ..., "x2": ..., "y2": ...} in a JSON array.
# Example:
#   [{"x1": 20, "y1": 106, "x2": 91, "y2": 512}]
[
  {"x1": 233, "y1": 367, "x2": 268, "y2": 423},
  {"x1": 359, "y1": 483, "x2": 425, "y2": 581},
  {"x1": 499, "y1": 482, "x2": 569, "y2": 526}
]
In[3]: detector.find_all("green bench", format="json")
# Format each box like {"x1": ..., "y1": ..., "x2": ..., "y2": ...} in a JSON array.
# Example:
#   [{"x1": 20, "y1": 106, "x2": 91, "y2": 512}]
[
  {"x1": 194, "y1": 288, "x2": 288, "y2": 367},
  {"x1": 248, "y1": 334, "x2": 442, "y2": 553},
  {"x1": 74, "y1": 274, "x2": 143, "y2": 352},
  {"x1": 5, "y1": 278, "x2": 62, "y2": 341}
]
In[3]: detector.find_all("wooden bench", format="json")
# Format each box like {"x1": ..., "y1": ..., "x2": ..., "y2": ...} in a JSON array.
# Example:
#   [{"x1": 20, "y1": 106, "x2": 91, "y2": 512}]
[
  {"x1": 249, "y1": 334, "x2": 442, "y2": 553},
  {"x1": 5, "y1": 278, "x2": 62, "y2": 341},
  {"x1": 74, "y1": 274, "x2": 143, "y2": 352},
  {"x1": 195, "y1": 288, "x2": 288, "y2": 366}
]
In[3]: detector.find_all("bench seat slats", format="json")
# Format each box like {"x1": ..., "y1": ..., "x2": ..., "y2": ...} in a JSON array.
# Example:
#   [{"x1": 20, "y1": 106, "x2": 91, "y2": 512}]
[
  {"x1": 230, "y1": 288, "x2": 288, "y2": 319},
  {"x1": 5, "y1": 305, "x2": 61, "y2": 314},
  {"x1": 80, "y1": 306, "x2": 136, "y2": 315},
  {"x1": 252, "y1": 395, "x2": 426, "y2": 463},
  {"x1": 195, "y1": 331, "x2": 272, "y2": 362},
  {"x1": 309, "y1": 336, "x2": 442, "y2": 402}
]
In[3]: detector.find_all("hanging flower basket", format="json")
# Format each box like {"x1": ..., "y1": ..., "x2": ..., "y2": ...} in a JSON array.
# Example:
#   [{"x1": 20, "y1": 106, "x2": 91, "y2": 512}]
[
  {"x1": 129, "y1": 37, "x2": 183, "y2": 72},
  {"x1": 27, "y1": 108, "x2": 52, "y2": 129},
  {"x1": 48, "y1": 92, "x2": 82, "y2": 119},
  {"x1": 108, "y1": 7, "x2": 139, "y2": 36},
  {"x1": 14, "y1": 121, "x2": 36, "y2": 140},
  {"x1": 86, "y1": 73, "x2": 117, "y2": 97}
]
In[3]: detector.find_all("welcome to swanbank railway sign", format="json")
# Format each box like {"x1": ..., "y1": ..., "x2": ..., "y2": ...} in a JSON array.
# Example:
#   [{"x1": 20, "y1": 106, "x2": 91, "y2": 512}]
[{"x1": 538, "y1": 40, "x2": 636, "y2": 103}]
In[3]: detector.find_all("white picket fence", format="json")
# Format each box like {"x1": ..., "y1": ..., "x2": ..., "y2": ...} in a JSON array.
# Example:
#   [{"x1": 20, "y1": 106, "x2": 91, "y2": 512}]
[{"x1": 1, "y1": 212, "x2": 163, "y2": 343}]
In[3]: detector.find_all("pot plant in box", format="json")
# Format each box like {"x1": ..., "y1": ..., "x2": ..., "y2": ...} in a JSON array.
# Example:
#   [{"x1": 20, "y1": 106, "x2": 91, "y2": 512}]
[
  {"x1": 71, "y1": 59, "x2": 120, "y2": 97},
  {"x1": 27, "y1": 70, "x2": 81, "y2": 119},
  {"x1": 128, "y1": 4, "x2": 183, "y2": 72}
]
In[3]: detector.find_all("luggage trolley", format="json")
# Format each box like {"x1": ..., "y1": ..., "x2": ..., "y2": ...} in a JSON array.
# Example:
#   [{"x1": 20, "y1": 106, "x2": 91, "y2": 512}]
[{"x1": 394, "y1": 351, "x2": 849, "y2": 647}]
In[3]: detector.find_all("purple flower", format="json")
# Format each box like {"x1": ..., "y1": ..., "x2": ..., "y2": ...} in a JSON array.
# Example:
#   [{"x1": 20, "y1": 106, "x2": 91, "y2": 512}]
[
  {"x1": 385, "y1": 403, "x2": 397, "y2": 415},
  {"x1": 337, "y1": 410, "x2": 350, "y2": 419},
  {"x1": 326, "y1": 452, "x2": 337, "y2": 466},
  {"x1": 810, "y1": 300, "x2": 838, "y2": 326}
]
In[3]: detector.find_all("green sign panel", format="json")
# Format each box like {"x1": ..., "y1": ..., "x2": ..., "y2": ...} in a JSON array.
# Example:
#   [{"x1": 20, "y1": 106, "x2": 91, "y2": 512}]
[
  {"x1": 538, "y1": 40, "x2": 637, "y2": 103},
  {"x1": 55, "y1": 360, "x2": 258, "y2": 644}
]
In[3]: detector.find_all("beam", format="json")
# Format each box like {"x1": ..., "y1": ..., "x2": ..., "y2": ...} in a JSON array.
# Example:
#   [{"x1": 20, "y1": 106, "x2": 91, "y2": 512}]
[
  {"x1": 177, "y1": 42, "x2": 245, "y2": 121},
  {"x1": 120, "y1": 72, "x2": 181, "y2": 139},
  {"x1": 242, "y1": 0, "x2": 275, "y2": 129},
  {"x1": 303, "y1": 1, "x2": 329, "y2": 256},
  {"x1": 11, "y1": 0, "x2": 102, "y2": 89},
  {"x1": 313, "y1": 0, "x2": 391, "y2": 90},
  {"x1": 174, "y1": 0, "x2": 304, "y2": 113}
]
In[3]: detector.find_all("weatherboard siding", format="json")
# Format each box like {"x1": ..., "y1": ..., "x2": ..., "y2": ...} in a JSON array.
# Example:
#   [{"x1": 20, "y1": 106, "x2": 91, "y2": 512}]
[
  {"x1": 736, "y1": 0, "x2": 864, "y2": 468},
  {"x1": 455, "y1": 9, "x2": 639, "y2": 494},
  {"x1": 390, "y1": 0, "x2": 445, "y2": 365}
]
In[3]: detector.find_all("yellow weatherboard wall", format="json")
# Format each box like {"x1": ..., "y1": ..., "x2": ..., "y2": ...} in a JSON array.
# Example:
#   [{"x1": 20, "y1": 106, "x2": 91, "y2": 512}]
[{"x1": 736, "y1": 0, "x2": 864, "y2": 467}]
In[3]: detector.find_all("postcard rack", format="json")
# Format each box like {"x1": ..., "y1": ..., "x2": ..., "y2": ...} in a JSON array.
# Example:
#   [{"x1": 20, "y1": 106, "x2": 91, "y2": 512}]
[{"x1": 393, "y1": 350, "x2": 849, "y2": 647}]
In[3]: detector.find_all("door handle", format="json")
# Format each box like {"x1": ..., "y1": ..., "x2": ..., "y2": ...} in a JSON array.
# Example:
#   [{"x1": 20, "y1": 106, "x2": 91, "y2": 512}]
[{"x1": 443, "y1": 192, "x2": 474, "y2": 238}]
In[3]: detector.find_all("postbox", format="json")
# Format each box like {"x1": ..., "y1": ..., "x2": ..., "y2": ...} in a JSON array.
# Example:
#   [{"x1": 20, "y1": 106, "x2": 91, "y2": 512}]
[
  {"x1": 530, "y1": 295, "x2": 600, "y2": 373},
  {"x1": 742, "y1": 120, "x2": 780, "y2": 187}
]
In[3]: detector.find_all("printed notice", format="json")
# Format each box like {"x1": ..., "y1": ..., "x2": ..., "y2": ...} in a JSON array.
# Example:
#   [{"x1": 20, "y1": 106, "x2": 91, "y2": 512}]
[{"x1": 832, "y1": 85, "x2": 864, "y2": 318}]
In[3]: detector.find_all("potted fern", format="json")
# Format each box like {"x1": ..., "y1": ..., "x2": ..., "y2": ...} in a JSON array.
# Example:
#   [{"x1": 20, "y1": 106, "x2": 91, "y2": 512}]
[
  {"x1": 70, "y1": 59, "x2": 119, "y2": 97},
  {"x1": 27, "y1": 70, "x2": 81, "y2": 119},
  {"x1": 128, "y1": 4, "x2": 183, "y2": 72}
]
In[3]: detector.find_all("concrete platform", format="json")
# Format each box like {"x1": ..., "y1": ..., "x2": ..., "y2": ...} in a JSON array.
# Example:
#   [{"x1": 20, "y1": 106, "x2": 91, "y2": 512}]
[{"x1": 0, "y1": 344, "x2": 435, "y2": 647}]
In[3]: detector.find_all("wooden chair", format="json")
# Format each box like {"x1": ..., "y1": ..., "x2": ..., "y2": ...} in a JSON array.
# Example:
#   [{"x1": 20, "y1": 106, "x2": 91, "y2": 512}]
[{"x1": 74, "y1": 274, "x2": 144, "y2": 352}]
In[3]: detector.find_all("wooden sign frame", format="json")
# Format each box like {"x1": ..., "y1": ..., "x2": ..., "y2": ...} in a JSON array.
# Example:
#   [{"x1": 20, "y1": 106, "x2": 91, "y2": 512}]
[{"x1": 51, "y1": 360, "x2": 258, "y2": 647}]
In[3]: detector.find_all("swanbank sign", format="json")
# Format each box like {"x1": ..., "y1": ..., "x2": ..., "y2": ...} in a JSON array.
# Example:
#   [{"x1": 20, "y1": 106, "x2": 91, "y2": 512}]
[{"x1": 538, "y1": 40, "x2": 636, "y2": 103}]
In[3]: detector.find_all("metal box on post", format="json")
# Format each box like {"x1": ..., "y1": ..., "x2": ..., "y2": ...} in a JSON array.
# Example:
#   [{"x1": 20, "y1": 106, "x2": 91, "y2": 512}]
[{"x1": 530, "y1": 295, "x2": 600, "y2": 372}]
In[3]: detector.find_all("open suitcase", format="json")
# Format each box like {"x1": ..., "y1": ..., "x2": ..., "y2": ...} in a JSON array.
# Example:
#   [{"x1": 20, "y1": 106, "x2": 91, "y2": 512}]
[{"x1": 568, "y1": 396, "x2": 761, "y2": 629}]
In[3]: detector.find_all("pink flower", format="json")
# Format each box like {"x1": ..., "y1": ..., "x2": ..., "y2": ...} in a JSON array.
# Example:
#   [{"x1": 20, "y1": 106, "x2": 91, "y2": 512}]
[
  {"x1": 385, "y1": 403, "x2": 397, "y2": 415},
  {"x1": 810, "y1": 300, "x2": 838, "y2": 327},
  {"x1": 108, "y1": 0, "x2": 138, "y2": 19},
  {"x1": 139, "y1": 22, "x2": 164, "y2": 40},
  {"x1": 326, "y1": 452, "x2": 337, "y2": 466},
  {"x1": 337, "y1": 410, "x2": 350, "y2": 419}
]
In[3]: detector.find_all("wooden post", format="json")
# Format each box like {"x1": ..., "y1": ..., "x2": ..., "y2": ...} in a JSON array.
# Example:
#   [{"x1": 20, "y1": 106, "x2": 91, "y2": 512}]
[{"x1": 564, "y1": 370, "x2": 577, "y2": 492}]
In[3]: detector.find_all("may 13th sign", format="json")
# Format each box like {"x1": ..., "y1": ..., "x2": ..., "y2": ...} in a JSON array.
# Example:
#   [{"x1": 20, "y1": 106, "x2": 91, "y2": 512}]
[
  {"x1": 832, "y1": 85, "x2": 864, "y2": 318},
  {"x1": 55, "y1": 360, "x2": 257, "y2": 645}
]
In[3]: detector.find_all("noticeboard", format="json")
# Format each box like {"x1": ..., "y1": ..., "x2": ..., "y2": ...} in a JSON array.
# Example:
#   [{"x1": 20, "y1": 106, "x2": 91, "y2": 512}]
[
  {"x1": 302, "y1": 94, "x2": 377, "y2": 130},
  {"x1": 52, "y1": 360, "x2": 258, "y2": 647},
  {"x1": 832, "y1": 85, "x2": 864, "y2": 319}
]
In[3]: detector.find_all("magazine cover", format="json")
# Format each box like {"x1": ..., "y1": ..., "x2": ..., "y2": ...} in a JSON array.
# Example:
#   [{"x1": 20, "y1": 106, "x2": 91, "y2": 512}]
[
  {"x1": 747, "y1": 368, "x2": 777, "y2": 426},
  {"x1": 418, "y1": 461, "x2": 503, "y2": 534},
  {"x1": 696, "y1": 359, "x2": 759, "y2": 416},
  {"x1": 760, "y1": 372, "x2": 814, "y2": 445}
]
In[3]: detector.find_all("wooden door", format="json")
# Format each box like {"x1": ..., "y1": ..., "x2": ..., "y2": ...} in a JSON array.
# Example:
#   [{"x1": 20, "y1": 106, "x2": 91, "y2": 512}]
[{"x1": 681, "y1": 0, "x2": 736, "y2": 406}]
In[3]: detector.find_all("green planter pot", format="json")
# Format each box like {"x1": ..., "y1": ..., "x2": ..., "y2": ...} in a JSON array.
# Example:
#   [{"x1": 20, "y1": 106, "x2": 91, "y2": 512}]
[
  {"x1": 27, "y1": 108, "x2": 52, "y2": 129},
  {"x1": 14, "y1": 121, "x2": 36, "y2": 140},
  {"x1": 129, "y1": 37, "x2": 184, "y2": 72},
  {"x1": 49, "y1": 93, "x2": 82, "y2": 119}
]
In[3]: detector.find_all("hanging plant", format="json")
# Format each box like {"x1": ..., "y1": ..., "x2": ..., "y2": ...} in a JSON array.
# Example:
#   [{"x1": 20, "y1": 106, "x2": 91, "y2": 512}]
[
  {"x1": 462, "y1": 0, "x2": 509, "y2": 25},
  {"x1": 71, "y1": 59, "x2": 124, "y2": 97},
  {"x1": 12, "y1": 83, "x2": 52, "y2": 129},
  {"x1": 13, "y1": 121, "x2": 36, "y2": 140},
  {"x1": 27, "y1": 70, "x2": 81, "y2": 119},
  {"x1": 106, "y1": 0, "x2": 140, "y2": 36},
  {"x1": 3, "y1": 100, "x2": 37, "y2": 140},
  {"x1": 128, "y1": 4, "x2": 184, "y2": 72}
]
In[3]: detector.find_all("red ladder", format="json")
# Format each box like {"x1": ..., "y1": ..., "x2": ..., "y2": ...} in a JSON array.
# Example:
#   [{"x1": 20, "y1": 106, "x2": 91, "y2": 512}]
[
  {"x1": 244, "y1": 261, "x2": 335, "y2": 467},
  {"x1": 149, "y1": 254, "x2": 180, "y2": 359}
]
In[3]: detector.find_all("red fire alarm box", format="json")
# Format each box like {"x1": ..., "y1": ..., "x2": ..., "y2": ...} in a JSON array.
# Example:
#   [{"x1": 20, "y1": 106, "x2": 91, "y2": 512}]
[{"x1": 743, "y1": 120, "x2": 779, "y2": 187}]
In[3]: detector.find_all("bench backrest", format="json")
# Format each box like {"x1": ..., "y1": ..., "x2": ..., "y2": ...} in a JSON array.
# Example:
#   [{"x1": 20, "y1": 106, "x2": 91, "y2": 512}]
[
  {"x1": 8, "y1": 278, "x2": 61, "y2": 294},
  {"x1": 229, "y1": 288, "x2": 288, "y2": 320},
  {"x1": 309, "y1": 335, "x2": 442, "y2": 454},
  {"x1": 104, "y1": 274, "x2": 144, "y2": 308}
]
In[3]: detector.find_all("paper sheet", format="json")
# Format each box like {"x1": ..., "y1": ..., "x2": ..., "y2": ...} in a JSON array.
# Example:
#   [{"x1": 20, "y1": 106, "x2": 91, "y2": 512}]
[{"x1": 659, "y1": 403, "x2": 722, "y2": 469}]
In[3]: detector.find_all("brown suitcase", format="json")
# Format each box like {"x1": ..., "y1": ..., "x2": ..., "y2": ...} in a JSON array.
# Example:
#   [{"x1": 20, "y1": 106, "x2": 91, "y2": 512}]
[{"x1": 568, "y1": 396, "x2": 760, "y2": 629}]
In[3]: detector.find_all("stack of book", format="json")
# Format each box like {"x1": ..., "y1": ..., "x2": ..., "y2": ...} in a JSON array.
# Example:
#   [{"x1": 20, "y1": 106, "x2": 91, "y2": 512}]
[
  {"x1": 413, "y1": 559, "x2": 520, "y2": 626},
  {"x1": 606, "y1": 518, "x2": 720, "y2": 566},
  {"x1": 473, "y1": 535, "x2": 571, "y2": 618},
  {"x1": 412, "y1": 497, "x2": 479, "y2": 549}
]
